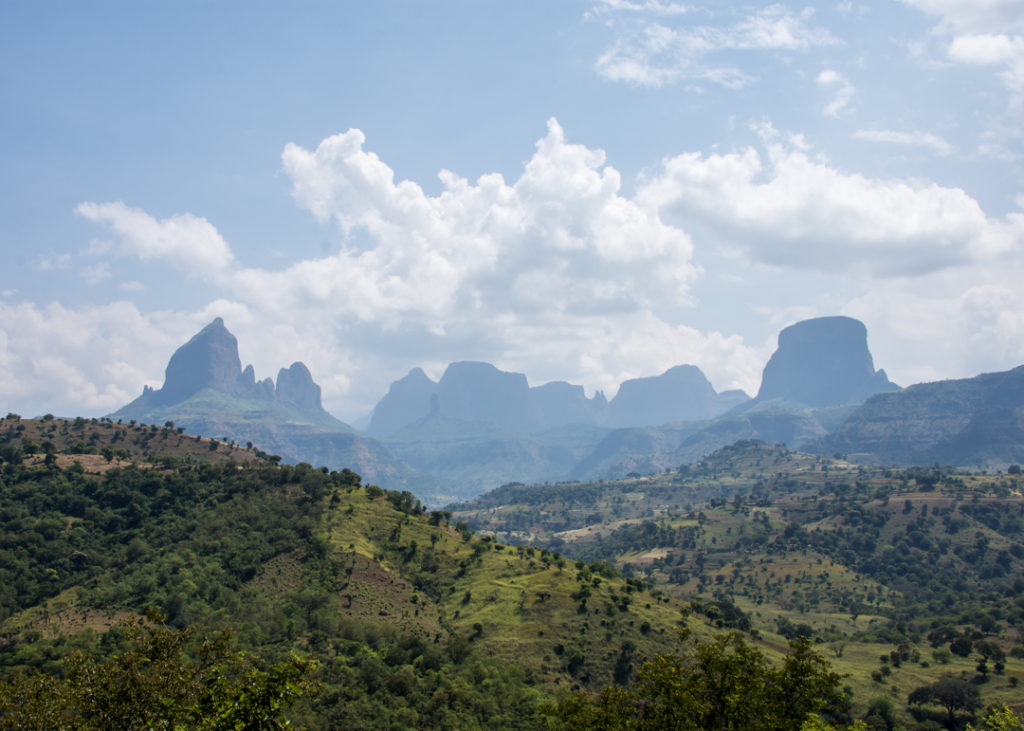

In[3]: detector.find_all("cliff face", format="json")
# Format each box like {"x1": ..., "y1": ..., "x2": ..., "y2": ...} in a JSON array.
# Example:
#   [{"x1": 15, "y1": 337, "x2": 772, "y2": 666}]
[
  {"x1": 275, "y1": 362, "x2": 322, "y2": 412},
  {"x1": 818, "y1": 365, "x2": 1024, "y2": 467},
  {"x1": 756, "y1": 316, "x2": 898, "y2": 408},
  {"x1": 120, "y1": 318, "x2": 324, "y2": 415},
  {"x1": 367, "y1": 368, "x2": 438, "y2": 435},
  {"x1": 150, "y1": 318, "x2": 244, "y2": 406},
  {"x1": 608, "y1": 365, "x2": 747, "y2": 428},
  {"x1": 367, "y1": 361, "x2": 748, "y2": 436}
]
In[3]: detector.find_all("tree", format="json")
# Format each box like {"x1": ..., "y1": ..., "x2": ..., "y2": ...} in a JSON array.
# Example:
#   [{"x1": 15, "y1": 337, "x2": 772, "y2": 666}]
[
  {"x1": 908, "y1": 676, "x2": 982, "y2": 730},
  {"x1": 0, "y1": 617, "x2": 319, "y2": 730},
  {"x1": 548, "y1": 630, "x2": 844, "y2": 730},
  {"x1": 966, "y1": 705, "x2": 1024, "y2": 731}
]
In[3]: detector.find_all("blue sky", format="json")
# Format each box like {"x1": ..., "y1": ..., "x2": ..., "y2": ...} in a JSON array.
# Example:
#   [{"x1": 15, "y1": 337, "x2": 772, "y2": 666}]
[{"x1": 2, "y1": 0, "x2": 1023, "y2": 422}]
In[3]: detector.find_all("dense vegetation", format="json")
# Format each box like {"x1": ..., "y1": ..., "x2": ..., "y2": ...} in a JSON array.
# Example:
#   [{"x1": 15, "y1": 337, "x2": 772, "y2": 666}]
[
  {"x1": 4, "y1": 419, "x2": 1022, "y2": 728},
  {"x1": 0, "y1": 416, "x2": 739, "y2": 728},
  {"x1": 550, "y1": 630, "x2": 846, "y2": 730}
]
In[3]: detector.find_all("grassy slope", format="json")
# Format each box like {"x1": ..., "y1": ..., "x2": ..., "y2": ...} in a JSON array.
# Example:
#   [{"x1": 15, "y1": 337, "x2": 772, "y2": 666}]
[
  {"x1": 0, "y1": 416, "x2": 697, "y2": 704},
  {"x1": 453, "y1": 441, "x2": 1024, "y2": 720}
]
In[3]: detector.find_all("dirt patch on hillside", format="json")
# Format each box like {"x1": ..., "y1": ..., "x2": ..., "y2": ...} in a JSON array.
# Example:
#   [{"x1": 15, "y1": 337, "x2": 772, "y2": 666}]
[
  {"x1": 337, "y1": 553, "x2": 441, "y2": 637},
  {"x1": 28, "y1": 607, "x2": 138, "y2": 638}
]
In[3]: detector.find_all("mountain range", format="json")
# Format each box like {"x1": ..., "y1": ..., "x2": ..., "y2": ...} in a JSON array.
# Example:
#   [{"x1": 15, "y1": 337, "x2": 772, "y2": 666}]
[{"x1": 108, "y1": 314, "x2": 1024, "y2": 505}]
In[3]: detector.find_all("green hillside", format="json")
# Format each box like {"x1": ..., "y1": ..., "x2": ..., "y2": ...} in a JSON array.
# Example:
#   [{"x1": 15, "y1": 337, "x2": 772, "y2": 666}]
[
  {"x1": 7, "y1": 417, "x2": 1021, "y2": 728},
  {"x1": 0, "y1": 416, "x2": 710, "y2": 728},
  {"x1": 453, "y1": 441, "x2": 1024, "y2": 726}
]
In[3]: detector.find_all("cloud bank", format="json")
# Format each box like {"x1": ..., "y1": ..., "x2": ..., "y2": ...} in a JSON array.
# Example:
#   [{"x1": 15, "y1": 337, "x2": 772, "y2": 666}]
[{"x1": 6, "y1": 117, "x2": 1023, "y2": 422}]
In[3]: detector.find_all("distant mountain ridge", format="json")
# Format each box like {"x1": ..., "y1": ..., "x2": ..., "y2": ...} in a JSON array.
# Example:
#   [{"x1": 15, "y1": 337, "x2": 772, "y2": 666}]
[
  {"x1": 368, "y1": 361, "x2": 746, "y2": 436},
  {"x1": 111, "y1": 319, "x2": 433, "y2": 495},
  {"x1": 815, "y1": 364, "x2": 1024, "y2": 467},
  {"x1": 106, "y1": 313, "x2": 1024, "y2": 505},
  {"x1": 360, "y1": 314, "x2": 911, "y2": 502}
]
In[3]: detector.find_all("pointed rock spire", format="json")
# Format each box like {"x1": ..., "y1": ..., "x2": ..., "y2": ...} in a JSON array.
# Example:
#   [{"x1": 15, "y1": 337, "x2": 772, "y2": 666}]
[{"x1": 153, "y1": 317, "x2": 243, "y2": 406}]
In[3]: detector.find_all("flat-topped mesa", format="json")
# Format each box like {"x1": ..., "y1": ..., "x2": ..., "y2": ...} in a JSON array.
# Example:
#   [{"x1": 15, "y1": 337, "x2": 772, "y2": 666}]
[
  {"x1": 756, "y1": 316, "x2": 898, "y2": 408},
  {"x1": 437, "y1": 361, "x2": 535, "y2": 431}
]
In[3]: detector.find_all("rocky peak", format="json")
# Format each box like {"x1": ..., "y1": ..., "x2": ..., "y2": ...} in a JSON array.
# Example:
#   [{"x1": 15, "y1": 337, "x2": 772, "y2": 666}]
[
  {"x1": 367, "y1": 368, "x2": 439, "y2": 435},
  {"x1": 121, "y1": 319, "x2": 329, "y2": 416},
  {"x1": 275, "y1": 362, "x2": 322, "y2": 411},
  {"x1": 609, "y1": 364, "x2": 745, "y2": 427},
  {"x1": 756, "y1": 316, "x2": 898, "y2": 407},
  {"x1": 438, "y1": 362, "x2": 534, "y2": 430},
  {"x1": 155, "y1": 317, "x2": 243, "y2": 406}
]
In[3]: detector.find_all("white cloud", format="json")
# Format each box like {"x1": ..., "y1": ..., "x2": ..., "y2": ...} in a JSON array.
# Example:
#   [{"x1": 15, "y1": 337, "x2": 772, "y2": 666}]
[
  {"x1": 62, "y1": 121, "x2": 755, "y2": 417},
  {"x1": 948, "y1": 33, "x2": 1024, "y2": 105},
  {"x1": 853, "y1": 128, "x2": 954, "y2": 155},
  {"x1": 949, "y1": 32, "x2": 1022, "y2": 64},
  {"x1": 588, "y1": 0, "x2": 693, "y2": 16},
  {"x1": 903, "y1": 0, "x2": 1024, "y2": 34},
  {"x1": 275, "y1": 118, "x2": 698, "y2": 323},
  {"x1": 593, "y1": 4, "x2": 837, "y2": 88},
  {"x1": 639, "y1": 130, "x2": 1020, "y2": 276},
  {"x1": 36, "y1": 251, "x2": 72, "y2": 271},
  {"x1": 906, "y1": 1, "x2": 1024, "y2": 107},
  {"x1": 75, "y1": 201, "x2": 236, "y2": 278},
  {"x1": 816, "y1": 68, "x2": 855, "y2": 117},
  {"x1": 0, "y1": 301, "x2": 192, "y2": 416},
  {"x1": 845, "y1": 252, "x2": 1024, "y2": 387}
]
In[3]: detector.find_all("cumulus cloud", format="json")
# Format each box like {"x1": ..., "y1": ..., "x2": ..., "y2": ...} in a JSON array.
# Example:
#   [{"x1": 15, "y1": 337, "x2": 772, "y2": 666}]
[
  {"x1": 46, "y1": 120, "x2": 1024, "y2": 421},
  {"x1": 62, "y1": 121, "x2": 761, "y2": 416},
  {"x1": 844, "y1": 253, "x2": 1024, "y2": 387},
  {"x1": 903, "y1": 0, "x2": 1024, "y2": 34},
  {"x1": 276, "y1": 118, "x2": 698, "y2": 323},
  {"x1": 905, "y1": 0, "x2": 1024, "y2": 108},
  {"x1": 592, "y1": 4, "x2": 836, "y2": 88},
  {"x1": 853, "y1": 128, "x2": 954, "y2": 155},
  {"x1": 817, "y1": 68, "x2": 855, "y2": 117},
  {"x1": 588, "y1": 0, "x2": 693, "y2": 15},
  {"x1": 75, "y1": 201, "x2": 236, "y2": 278},
  {"x1": 638, "y1": 128, "x2": 1020, "y2": 276},
  {"x1": 0, "y1": 301, "x2": 190, "y2": 416}
]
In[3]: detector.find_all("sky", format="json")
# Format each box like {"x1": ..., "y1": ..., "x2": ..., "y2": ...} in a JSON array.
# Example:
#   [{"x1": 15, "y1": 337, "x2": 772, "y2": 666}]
[{"x1": 2, "y1": 0, "x2": 1024, "y2": 424}]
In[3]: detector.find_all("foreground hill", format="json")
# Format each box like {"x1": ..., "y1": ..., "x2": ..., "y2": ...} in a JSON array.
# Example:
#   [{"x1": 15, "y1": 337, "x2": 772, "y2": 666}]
[{"x1": 0, "y1": 416, "x2": 701, "y2": 727}]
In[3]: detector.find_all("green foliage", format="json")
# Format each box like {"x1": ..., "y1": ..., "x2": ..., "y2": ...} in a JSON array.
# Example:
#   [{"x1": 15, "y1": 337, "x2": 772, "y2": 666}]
[
  {"x1": 0, "y1": 618, "x2": 319, "y2": 729},
  {"x1": 967, "y1": 705, "x2": 1024, "y2": 731},
  {"x1": 547, "y1": 630, "x2": 845, "y2": 730},
  {"x1": 908, "y1": 676, "x2": 983, "y2": 728}
]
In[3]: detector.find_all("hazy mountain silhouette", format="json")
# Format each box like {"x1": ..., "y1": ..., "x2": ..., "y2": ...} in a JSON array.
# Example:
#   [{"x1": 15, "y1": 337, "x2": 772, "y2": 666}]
[
  {"x1": 111, "y1": 319, "x2": 432, "y2": 495},
  {"x1": 816, "y1": 364, "x2": 1024, "y2": 467},
  {"x1": 754, "y1": 316, "x2": 898, "y2": 408}
]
